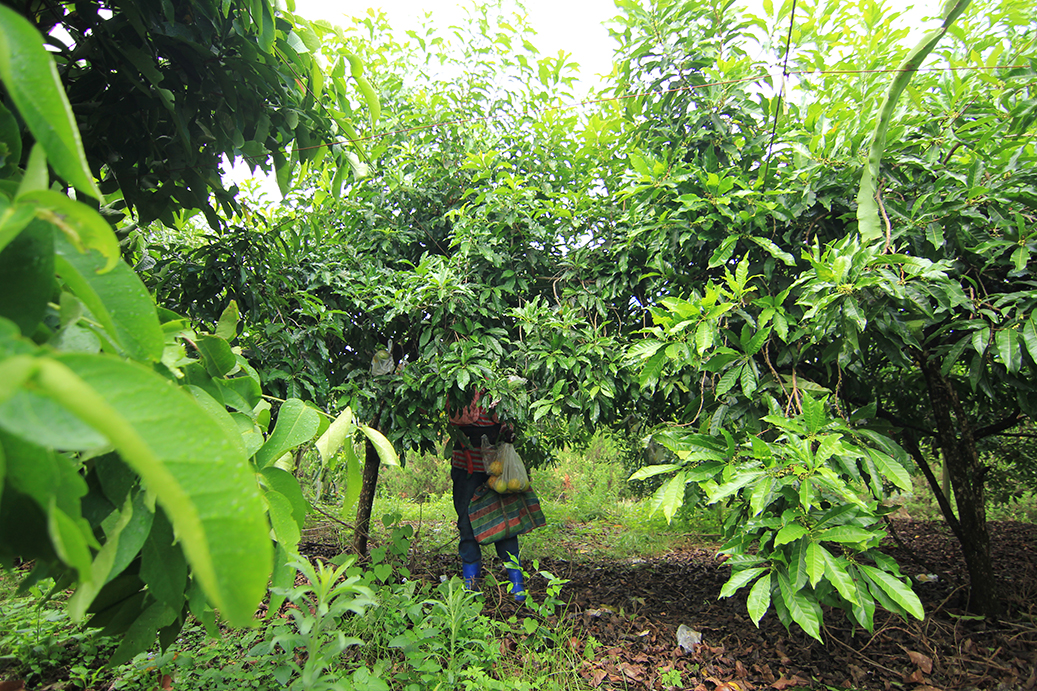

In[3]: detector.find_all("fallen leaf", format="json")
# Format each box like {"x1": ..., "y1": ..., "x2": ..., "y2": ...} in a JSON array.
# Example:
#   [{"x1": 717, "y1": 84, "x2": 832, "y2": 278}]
[
  {"x1": 772, "y1": 675, "x2": 811, "y2": 689},
  {"x1": 0, "y1": 682, "x2": 26, "y2": 691},
  {"x1": 907, "y1": 650, "x2": 934, "y2": 674}
]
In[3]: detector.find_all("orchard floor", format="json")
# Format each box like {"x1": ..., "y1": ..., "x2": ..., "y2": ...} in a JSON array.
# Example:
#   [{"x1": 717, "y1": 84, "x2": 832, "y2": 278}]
[{"x1": 303, "y1": 519, "x2": 1037, "y2": 691}]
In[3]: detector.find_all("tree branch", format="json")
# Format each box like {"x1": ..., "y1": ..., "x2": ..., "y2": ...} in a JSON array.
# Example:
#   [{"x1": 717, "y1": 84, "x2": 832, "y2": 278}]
[
  {"x1": 899, "y1": 431, "x2": 964, "y2": 543},
  {"x1": 973, "y1": 410, "x2": 1023, "y2": 440}
]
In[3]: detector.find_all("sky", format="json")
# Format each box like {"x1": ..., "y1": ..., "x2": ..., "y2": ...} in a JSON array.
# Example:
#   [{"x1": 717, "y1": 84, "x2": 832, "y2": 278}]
[{"x1": 293, "y1": 0, "x2": 621, "y2": 93}]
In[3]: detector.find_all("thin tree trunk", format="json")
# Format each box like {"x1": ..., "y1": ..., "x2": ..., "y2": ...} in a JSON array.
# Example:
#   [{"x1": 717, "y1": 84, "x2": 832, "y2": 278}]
[
  {"x1": 352, "y1": 438, "x2": 380, "y2": 556},
  {"x1": 918, "y1": 356, "x2": 1000, "y2": 617}
]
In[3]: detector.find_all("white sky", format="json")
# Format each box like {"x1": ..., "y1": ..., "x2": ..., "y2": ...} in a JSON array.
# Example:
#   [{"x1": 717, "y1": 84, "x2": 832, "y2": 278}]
[{"x1": 293, "y1": 0, "x2": 621, "y2": 93}]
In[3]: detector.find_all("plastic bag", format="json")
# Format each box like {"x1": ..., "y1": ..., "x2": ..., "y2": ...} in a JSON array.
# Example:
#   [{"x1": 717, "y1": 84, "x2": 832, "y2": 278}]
[{"x1": 487, "y1": 442, "x2": 529, "y2": 493}]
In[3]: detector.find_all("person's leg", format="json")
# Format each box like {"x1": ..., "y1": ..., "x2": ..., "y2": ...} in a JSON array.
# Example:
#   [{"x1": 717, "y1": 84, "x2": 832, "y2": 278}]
[
  {"x1": 452, "y1": 467, "x2": 486, "y2": 587},
  {"x1": 495, "y1": 536, "x2": 525, "y2": 602}
]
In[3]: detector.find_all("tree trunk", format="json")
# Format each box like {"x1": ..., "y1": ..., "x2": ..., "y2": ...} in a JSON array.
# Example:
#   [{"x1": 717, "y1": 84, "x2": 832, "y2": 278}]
[
  {"x1": 352, "y1": 438, "x2": 381, "y2": 556},
  {"x1": 918, "y1": 356, "x2": 1000, "y2": 617}
]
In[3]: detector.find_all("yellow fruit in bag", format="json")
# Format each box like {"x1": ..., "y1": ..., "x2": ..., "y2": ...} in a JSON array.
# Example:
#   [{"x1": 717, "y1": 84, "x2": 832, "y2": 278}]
[
  {"x1": 494, "y1": 478, "x2": 510, "y2": 493},
  {"x1": 488, "y1": 475, "x2": 500, "y2": 488},
  {"x1": 508, "y1": 478, "x2": 525, "y2": 491},
  {"x1": 488, "y1": 460, "x2": 503, "y2": 476}
]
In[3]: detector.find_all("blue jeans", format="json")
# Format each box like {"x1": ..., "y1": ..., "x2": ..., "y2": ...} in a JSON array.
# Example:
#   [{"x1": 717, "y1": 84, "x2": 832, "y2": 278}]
[{"x1": 451, "y1": 467, "x2": 519, "y2": 566}]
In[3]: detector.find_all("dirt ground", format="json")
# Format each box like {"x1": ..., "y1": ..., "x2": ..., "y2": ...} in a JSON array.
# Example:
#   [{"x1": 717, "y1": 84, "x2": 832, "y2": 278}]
[{"x1": 303, "y1": 518, "x2": 1037, "y2": 691}]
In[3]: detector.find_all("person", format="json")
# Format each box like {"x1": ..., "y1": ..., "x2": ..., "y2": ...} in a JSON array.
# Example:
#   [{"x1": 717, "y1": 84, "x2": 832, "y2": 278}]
[{"x1": 448, "y1": 389, "x2": 525, "y2": 601}]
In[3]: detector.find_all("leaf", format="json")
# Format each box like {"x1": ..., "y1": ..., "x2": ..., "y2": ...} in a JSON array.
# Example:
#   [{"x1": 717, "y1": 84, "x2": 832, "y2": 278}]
[
  {"x1": 315, "y1": 406, "x2": 357, "y2": 465},
  {"x1": 653, "y1": 471, "x2": 688, "y2": 523},
  {"x1": 215, "y1": 300, "x2": 240, "y2": 341},
  {"x1": 748, "y1": 235, "x2": 796, "y2": 265},
  {"x1": 259, "y1": 466, "x2": 309, "y2": 528},
  {"x1": 265, "y1": 489, "x2": 301, "y2": 553},
  {"x1": 628, "y1": 463, "x2": 682, "y2": 481},
  {"x1": 34, "y1": 354, "x2": 271, "y2": 626},
  {"x1": 817, "y1": 525, "x2": 876, "y2": 544},
  {"x1": 746, "y1": 571, "x2": 772, "y2": 626},
  {"x1": 720, "y1": 566, "x2": 767, "y2": 598},
  {"x1": 0, "y1": 6, "x2": 101, "y2": 199},
  {"x1": 805, "y1": 541, "x2": 825, "y2": 588},
  {"x1": 994, "y1": 328, "x2": 1020, "y2": 372},
  {"x1": 1023, "y1": 316, "x2": 1037, "y2": 363},
  {"x1": 822, "y1": 548, "x2": 859, "y2": 606},
  {"x1": 340, "y1": 441, "x2": 363, "y2": 520},
  {"x1": 774, "y1": 523, "x2": 808, "y2": 546},
  {"x1": 361, "y1": 425, "x2": 399, "y2": 467},
  {"x1": 54, "y1": 235, "x2": 164, "y2": 362},
  {"x1": 858, "y1": 564, "x2": 924, "y2": 620},
  {"x1": 776, "y1": 568, "x2": 822, "y2": 641},
  {"x1": 17, "y1": 190, "x2": 120, "y2": 271},
  {"x1": 195, "y1": 335, "x2": 237, "y2": 378},
  {"x1": 708, "y1": 469, "x2": 766, "y2": 504},
  {"x1": 140, "y1": 511, "x2": 187, "y2": 612},
  {"x1": 708, "y1": 236, "x2": 738, "y2": 268},
  {"x1": 801, "y1": 392, "x2": 826, "y2": 435},
  {"x1": 255, "y1": 398, "x2": 321, "y2": 468},
  {"x1": 867, "y1": 449, "x2": 912, "y2": 491}
]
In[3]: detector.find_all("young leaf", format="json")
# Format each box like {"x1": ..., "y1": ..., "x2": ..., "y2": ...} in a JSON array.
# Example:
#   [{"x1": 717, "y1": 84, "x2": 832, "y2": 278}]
[
  {"x1": 777, "y1": 568, "x2": 822, "y2": 641},
  {"x1": 774, "y1": 523, "x2": 808, "y2": 546},
  {"x1": 805, "y1": 541, "x2": 825, "y2": 588}
]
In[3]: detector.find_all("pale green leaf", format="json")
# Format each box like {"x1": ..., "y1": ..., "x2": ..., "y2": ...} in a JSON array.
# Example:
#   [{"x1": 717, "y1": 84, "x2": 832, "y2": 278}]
[
  {"x1": 36, "y1": 354, "x2": 271, "y2": 626},
  {"x1": 774, "y1": 523, "x2": 808, "y2": 546},
  {"x1": 361, "y1": 424, "x2": 398, "y2": 466},
  {"x1": 805, "y1": 541, "x2": 825, "y2": 588},
  {"x1": 0, "y1": 7, "x2": 100, "y2": 199},
  {"x1": 746, "y1": 571, "x2": 772, "y2": 626}
]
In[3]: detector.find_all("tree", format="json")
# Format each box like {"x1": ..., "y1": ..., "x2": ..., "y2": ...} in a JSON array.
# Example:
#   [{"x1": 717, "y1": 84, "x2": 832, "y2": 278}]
[
  {"x1": 619, "y1": 0, "x2": 1036, "y2": 628},
  {"x1": 0, "y1": 0, "x2": 392, "y2": 660}
]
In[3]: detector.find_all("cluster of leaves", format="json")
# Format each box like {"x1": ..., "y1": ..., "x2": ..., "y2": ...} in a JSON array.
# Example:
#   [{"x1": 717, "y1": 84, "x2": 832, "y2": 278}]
[
  {"x1": 0, "y1": 1, "x2": 393, "y2": 659},
  {"x1": 637, "y1": 393, "x2": 922, "y2": 639}
]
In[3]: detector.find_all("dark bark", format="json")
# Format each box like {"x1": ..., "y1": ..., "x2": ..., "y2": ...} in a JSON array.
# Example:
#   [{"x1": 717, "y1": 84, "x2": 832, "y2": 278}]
[
  {"x1": 352, "y1": 438, "x2": 381, "y2": 556},
  {"x1": 918, "y1": 355, "x2": 1000, "y2": 617}
]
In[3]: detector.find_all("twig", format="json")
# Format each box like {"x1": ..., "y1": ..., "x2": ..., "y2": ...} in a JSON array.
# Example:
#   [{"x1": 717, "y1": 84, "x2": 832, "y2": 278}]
[
  {"x1": 309, "y1": 503, "x2": 355, "y2": 530},
  {"x1": 876, "y1": 181, "x2": 893, "y2": 253},
  {"x1": 823, "y1": 623, "x2": 903, "y2": 677}
]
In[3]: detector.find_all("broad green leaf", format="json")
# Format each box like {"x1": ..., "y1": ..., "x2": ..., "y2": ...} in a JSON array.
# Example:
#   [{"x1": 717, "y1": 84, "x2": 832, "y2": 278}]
[
  {"x1": 316, "y1": 406, "x2": 357, "y2": 464},
  {"x1": 994, "y1": 328, "x2": 1020, "y2": 372},
  {"x1": 748, "y1": 235, "x2": 796, "y2": 265},
  {"x1": 195, "y1": 334, "x2": 237, "y2": 378},
  {"x1": 818, "y1": 525, "x2": 876, "y2": 544},
  {"x1": 48, "y1": 501, "x2": 94, "y2": 581},
  {"x1": 35, "y1": 354, "x2": 271, "y2": 626},
  {"x1": 0, "y1": 198, "x2": 35, "y2": 257},
  {"x1": 719, "y1": 566, "x2": 767, "y2": 598},
  {"x1": 17, "y1": 190, "x2": 119, "y2": 271},
  {"x1": 0, "y1": 218, "x2": 53, "y2": 335},
  {"x1": 1023, "y1": 316, "x2": 1037, "y2": 363},
  {"x1": 340, "y1": 440, "x2": 363, "y2": 520},
  {"x1": 708, "y1": 469, "x2": 765, "y2": 504},
  {"x1": 858, "y1": 564, "x2": 924, "y2": 620},
  {"x1": 652, "y1": 471, "x2": 688, "y2": 523},
  {"x1": 801, "y1": 392, "x2": 826, "y2": 435},
  {"x1": 215, "y1": 300, "x2": 240, "y2": 341},
  {"x1": 628, "y1": 463, "x2": 682, "y2": 481},
  {"x1": 716, "y1": 364, "x2": 743, "y2": 397},
  {"x1": 361, "y1": 424, "x2": 398, "y2": 467},
  {"x1": 54, "y1": 235, "x2": 163, "y2": 362},
  {"x1": 774, "y1": 523, "x2": 808, "y2": 546},
  {"x1": 0, "y1": 6, "x2": 101, "y2": 199},
  {"x1": 748, "y1": 475, "x2": 775, "y2": 517},
  {"x1": 777, "y1": 568, "x2": 822, "y2": 641},
  {"x1": 255, "y1": 398, "x2": 320, "y2": 468},
  {"x1": 259, "y1": 466, "x2": 309, "y2": 527},
  {"x1": 708, "y1": 236, "x2": 738, "y2": 268},
  {"x1": 265, "y1": 489, "x2": 301, "y2": 553},
  {"x1": 140, "y1": 511, "x2": 187, "y2": 612},
  {"x1": 746, "y1": 571, "x2": 772, "y2": 626},
  {"x1": 822, "y1": 548, "x2": 858, "y2": 605},
  {"x1": 849, "y1": 567, "x2": 876, "y2": 631},
  {"x1": 867, "y1": 449, "x2": 912, "y2": 491},
  {"x1": 805, "y1": 541, "x2": 825, "y2": 588}
]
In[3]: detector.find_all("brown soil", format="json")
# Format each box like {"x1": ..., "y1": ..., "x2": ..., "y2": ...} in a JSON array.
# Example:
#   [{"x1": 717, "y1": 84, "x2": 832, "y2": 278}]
[{"x1": 302, "y1": 518, "x2": 1037, "y2": 691}]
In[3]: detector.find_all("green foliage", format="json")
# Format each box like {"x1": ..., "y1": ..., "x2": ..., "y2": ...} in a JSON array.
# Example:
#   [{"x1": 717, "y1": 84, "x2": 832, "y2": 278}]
[{"x1": 0, "y1": 2, "x2": 391, "y2": 659}]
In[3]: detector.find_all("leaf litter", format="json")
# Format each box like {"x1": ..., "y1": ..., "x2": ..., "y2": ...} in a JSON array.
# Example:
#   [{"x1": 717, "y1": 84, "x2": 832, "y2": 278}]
[{"x1": 301, "y1": 518, "x2": 1037, "y2": 691}]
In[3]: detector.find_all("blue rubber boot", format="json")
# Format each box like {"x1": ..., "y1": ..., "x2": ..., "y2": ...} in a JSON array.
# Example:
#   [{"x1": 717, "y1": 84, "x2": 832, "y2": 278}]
[
  {"x1": 506, "y1": 566, "x2": 526, "y2": 603},
  {"x1": 462, "y1": 561, "x2": 481, "y2": 591}
]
